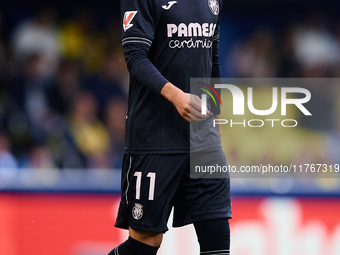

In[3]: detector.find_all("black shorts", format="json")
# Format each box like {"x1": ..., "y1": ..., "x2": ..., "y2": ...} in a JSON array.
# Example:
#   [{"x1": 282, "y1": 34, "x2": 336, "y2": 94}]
[{"x1": 114, "y1": 147, "x2": 232, "y2": 233}]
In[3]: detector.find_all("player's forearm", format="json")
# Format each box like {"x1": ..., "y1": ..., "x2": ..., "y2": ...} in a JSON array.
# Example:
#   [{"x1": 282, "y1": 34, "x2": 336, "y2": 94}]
[
  {"x1": 160, "y1": 82, "x2": 183, "y2": 103},
  {"x1": 161, "y1": 83, "x2": 209, "y2": 123},
  {"x1": 123, "y1": 44, "x2": 169, "y2": 95},
  {"x1": 161, "y1": 82, "x2": 191, "y2": 122}
]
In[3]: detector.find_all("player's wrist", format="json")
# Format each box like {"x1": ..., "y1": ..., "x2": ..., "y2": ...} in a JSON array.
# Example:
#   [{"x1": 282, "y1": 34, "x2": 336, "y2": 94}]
[{"x1": 160, "y1": 82, "x2": 183, "y2": 104}]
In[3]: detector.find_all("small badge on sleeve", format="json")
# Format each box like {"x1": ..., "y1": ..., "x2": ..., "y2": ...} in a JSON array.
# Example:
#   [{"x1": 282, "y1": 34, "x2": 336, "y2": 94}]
[{"x1": 123, "y1": 11, "x2": 138, "y2": 32}]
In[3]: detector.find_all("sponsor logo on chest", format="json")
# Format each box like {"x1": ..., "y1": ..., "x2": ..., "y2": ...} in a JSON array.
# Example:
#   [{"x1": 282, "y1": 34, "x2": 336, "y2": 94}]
[
  {"x1": 163, "y1": 0, "x2": 219, "y2": 48},
  {"x1": 167, "y1": 23, "x2": 216, "y2": 38}
]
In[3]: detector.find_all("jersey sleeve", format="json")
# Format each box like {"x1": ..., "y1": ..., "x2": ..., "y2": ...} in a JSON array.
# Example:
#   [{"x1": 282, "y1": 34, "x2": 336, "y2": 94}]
[
  {"x1": 121, "y1": 0, "x2": 169, "y2": 95},
  {"x1": 210, "y1": 0, "x2": 223, "y2": 115}
]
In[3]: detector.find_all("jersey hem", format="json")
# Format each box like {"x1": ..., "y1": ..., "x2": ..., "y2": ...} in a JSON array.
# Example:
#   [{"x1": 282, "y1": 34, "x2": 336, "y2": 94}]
[{"x1": 124, "y1": 142, "x2": 222, "y2": 154}]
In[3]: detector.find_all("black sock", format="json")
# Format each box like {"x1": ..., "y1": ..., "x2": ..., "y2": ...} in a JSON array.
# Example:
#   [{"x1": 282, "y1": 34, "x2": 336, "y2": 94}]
[
  {"x1": 108, "y1": 237, "x2": 160, "y2": 255},
  {"x1": 194, "y1": 218, "x2": 230, "y2": 254}
]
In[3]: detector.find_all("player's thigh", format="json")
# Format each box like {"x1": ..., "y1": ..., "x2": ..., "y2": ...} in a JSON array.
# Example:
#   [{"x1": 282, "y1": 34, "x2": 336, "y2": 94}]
[
  {"x1": 173, "y1": 147, "x2": 231, "y2": 227},
  {"x1": 120, "y1": 153, "x2": 189, "y2": 232}
]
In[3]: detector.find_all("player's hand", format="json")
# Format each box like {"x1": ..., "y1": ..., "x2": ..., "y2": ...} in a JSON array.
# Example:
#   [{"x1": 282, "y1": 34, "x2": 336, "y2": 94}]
[{"x1": 160, "y1": 82, "x2": 210, "y2": 122}]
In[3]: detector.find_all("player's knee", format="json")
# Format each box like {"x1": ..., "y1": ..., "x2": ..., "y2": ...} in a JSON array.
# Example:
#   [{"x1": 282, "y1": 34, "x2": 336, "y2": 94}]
[
  {"x1": 108, "y1": 236, "x2": 160, "y2": 255},
  {"x1": 129, "y1": 227, "x2": 164, "y2": 247}
]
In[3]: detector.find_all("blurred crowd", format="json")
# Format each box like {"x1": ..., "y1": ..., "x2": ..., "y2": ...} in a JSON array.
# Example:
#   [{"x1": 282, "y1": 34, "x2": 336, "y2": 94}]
[
  {"x1": 224, "y1": 10, "x2": 340, "y2": 170},
  {"x1": 226, "y1": 11, "x2": 340, "y2": 78},
  {"x1": 0, "y1": 6, "x2": 339, "y2": 174},
  {"x1": 0, "y1": 7, "x2": 129, "y2": 170}
]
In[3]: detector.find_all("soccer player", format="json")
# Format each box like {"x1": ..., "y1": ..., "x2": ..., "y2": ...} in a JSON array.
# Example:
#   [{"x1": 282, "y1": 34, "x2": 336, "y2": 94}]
[{"x1": 109, "y1": 0, "x2": 231, "y2": 254}]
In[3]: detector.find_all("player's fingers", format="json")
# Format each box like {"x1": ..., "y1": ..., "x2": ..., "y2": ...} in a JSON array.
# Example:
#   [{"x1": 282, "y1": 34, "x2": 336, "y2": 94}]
[
  {"x1": 191, "y1": 110, "x2": 210, "y2": 123},
  {"x1": 182, "y1": 110, "x2": 201, "y2": 123},
  {"x1": 183, "y1": 114, "x2": 191, "y2": 122},
  {"x1": 190, "y1": 107, "x2": 204, "y2": 120},
  {"x1": 190, "y1": 95, "x2": 210, "y2": 116},
  {"x1": 182, "y1": 109, "x2": 204, "y2": 122},
  {"x1": 193, "y1": 94, "x2": 204, "y2": 105},
  {"x1": 191, "y1": 102, "x2": 211, "y2": 121},
  {"x1": 181, "y1": 110, "x2": 191, "y2": 122},
  {"x1": 190, "y1": 95, "x2": 202, "y2": 111},
  {"x1": 195, "y1": 95, "x2": 211, "y2": 115}
]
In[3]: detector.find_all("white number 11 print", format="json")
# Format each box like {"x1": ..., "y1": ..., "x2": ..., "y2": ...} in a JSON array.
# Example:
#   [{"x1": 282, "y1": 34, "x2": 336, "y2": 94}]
[{"x1": 134, "y1": 172, "x2": 156, "y2": 201}]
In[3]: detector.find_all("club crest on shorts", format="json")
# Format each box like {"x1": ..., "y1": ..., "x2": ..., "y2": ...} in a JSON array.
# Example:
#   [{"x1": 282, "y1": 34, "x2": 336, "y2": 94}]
[
  {"x1": 132, "y1": 203, "x2": 143, "y2": 220},
  {"x1": 208, "y1": 0, "x2": 219, "y2": 15}
]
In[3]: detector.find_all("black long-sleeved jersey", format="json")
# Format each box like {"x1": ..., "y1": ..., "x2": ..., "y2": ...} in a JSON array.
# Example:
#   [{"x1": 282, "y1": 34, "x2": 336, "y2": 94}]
[{"x1": 121, "y1": 0, "x2": 223, "y2": 154}]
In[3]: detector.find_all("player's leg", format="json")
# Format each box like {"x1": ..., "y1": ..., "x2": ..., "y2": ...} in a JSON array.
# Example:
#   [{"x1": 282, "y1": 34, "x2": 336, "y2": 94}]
[
  {"x1": 173, "y1": 146, "x2": 232, "y2": 254},
  {"x1": 194, "y1": 218, "x2": 230, "y2": 255},
  {"x1": 110, "y1": 154, "x2": 188, "y2": 255},
  {"x1": 129, "y1": 227, "x2": 163, "y2": 246},
  {"x1": 108, "y1": 228, "x2": 161, "y2": 255}
]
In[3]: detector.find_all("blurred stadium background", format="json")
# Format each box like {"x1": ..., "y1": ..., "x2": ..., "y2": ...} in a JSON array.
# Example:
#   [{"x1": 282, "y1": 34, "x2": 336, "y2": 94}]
[{"x1": 0, "y1": 0, "x2": 340, "y2": 254}]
